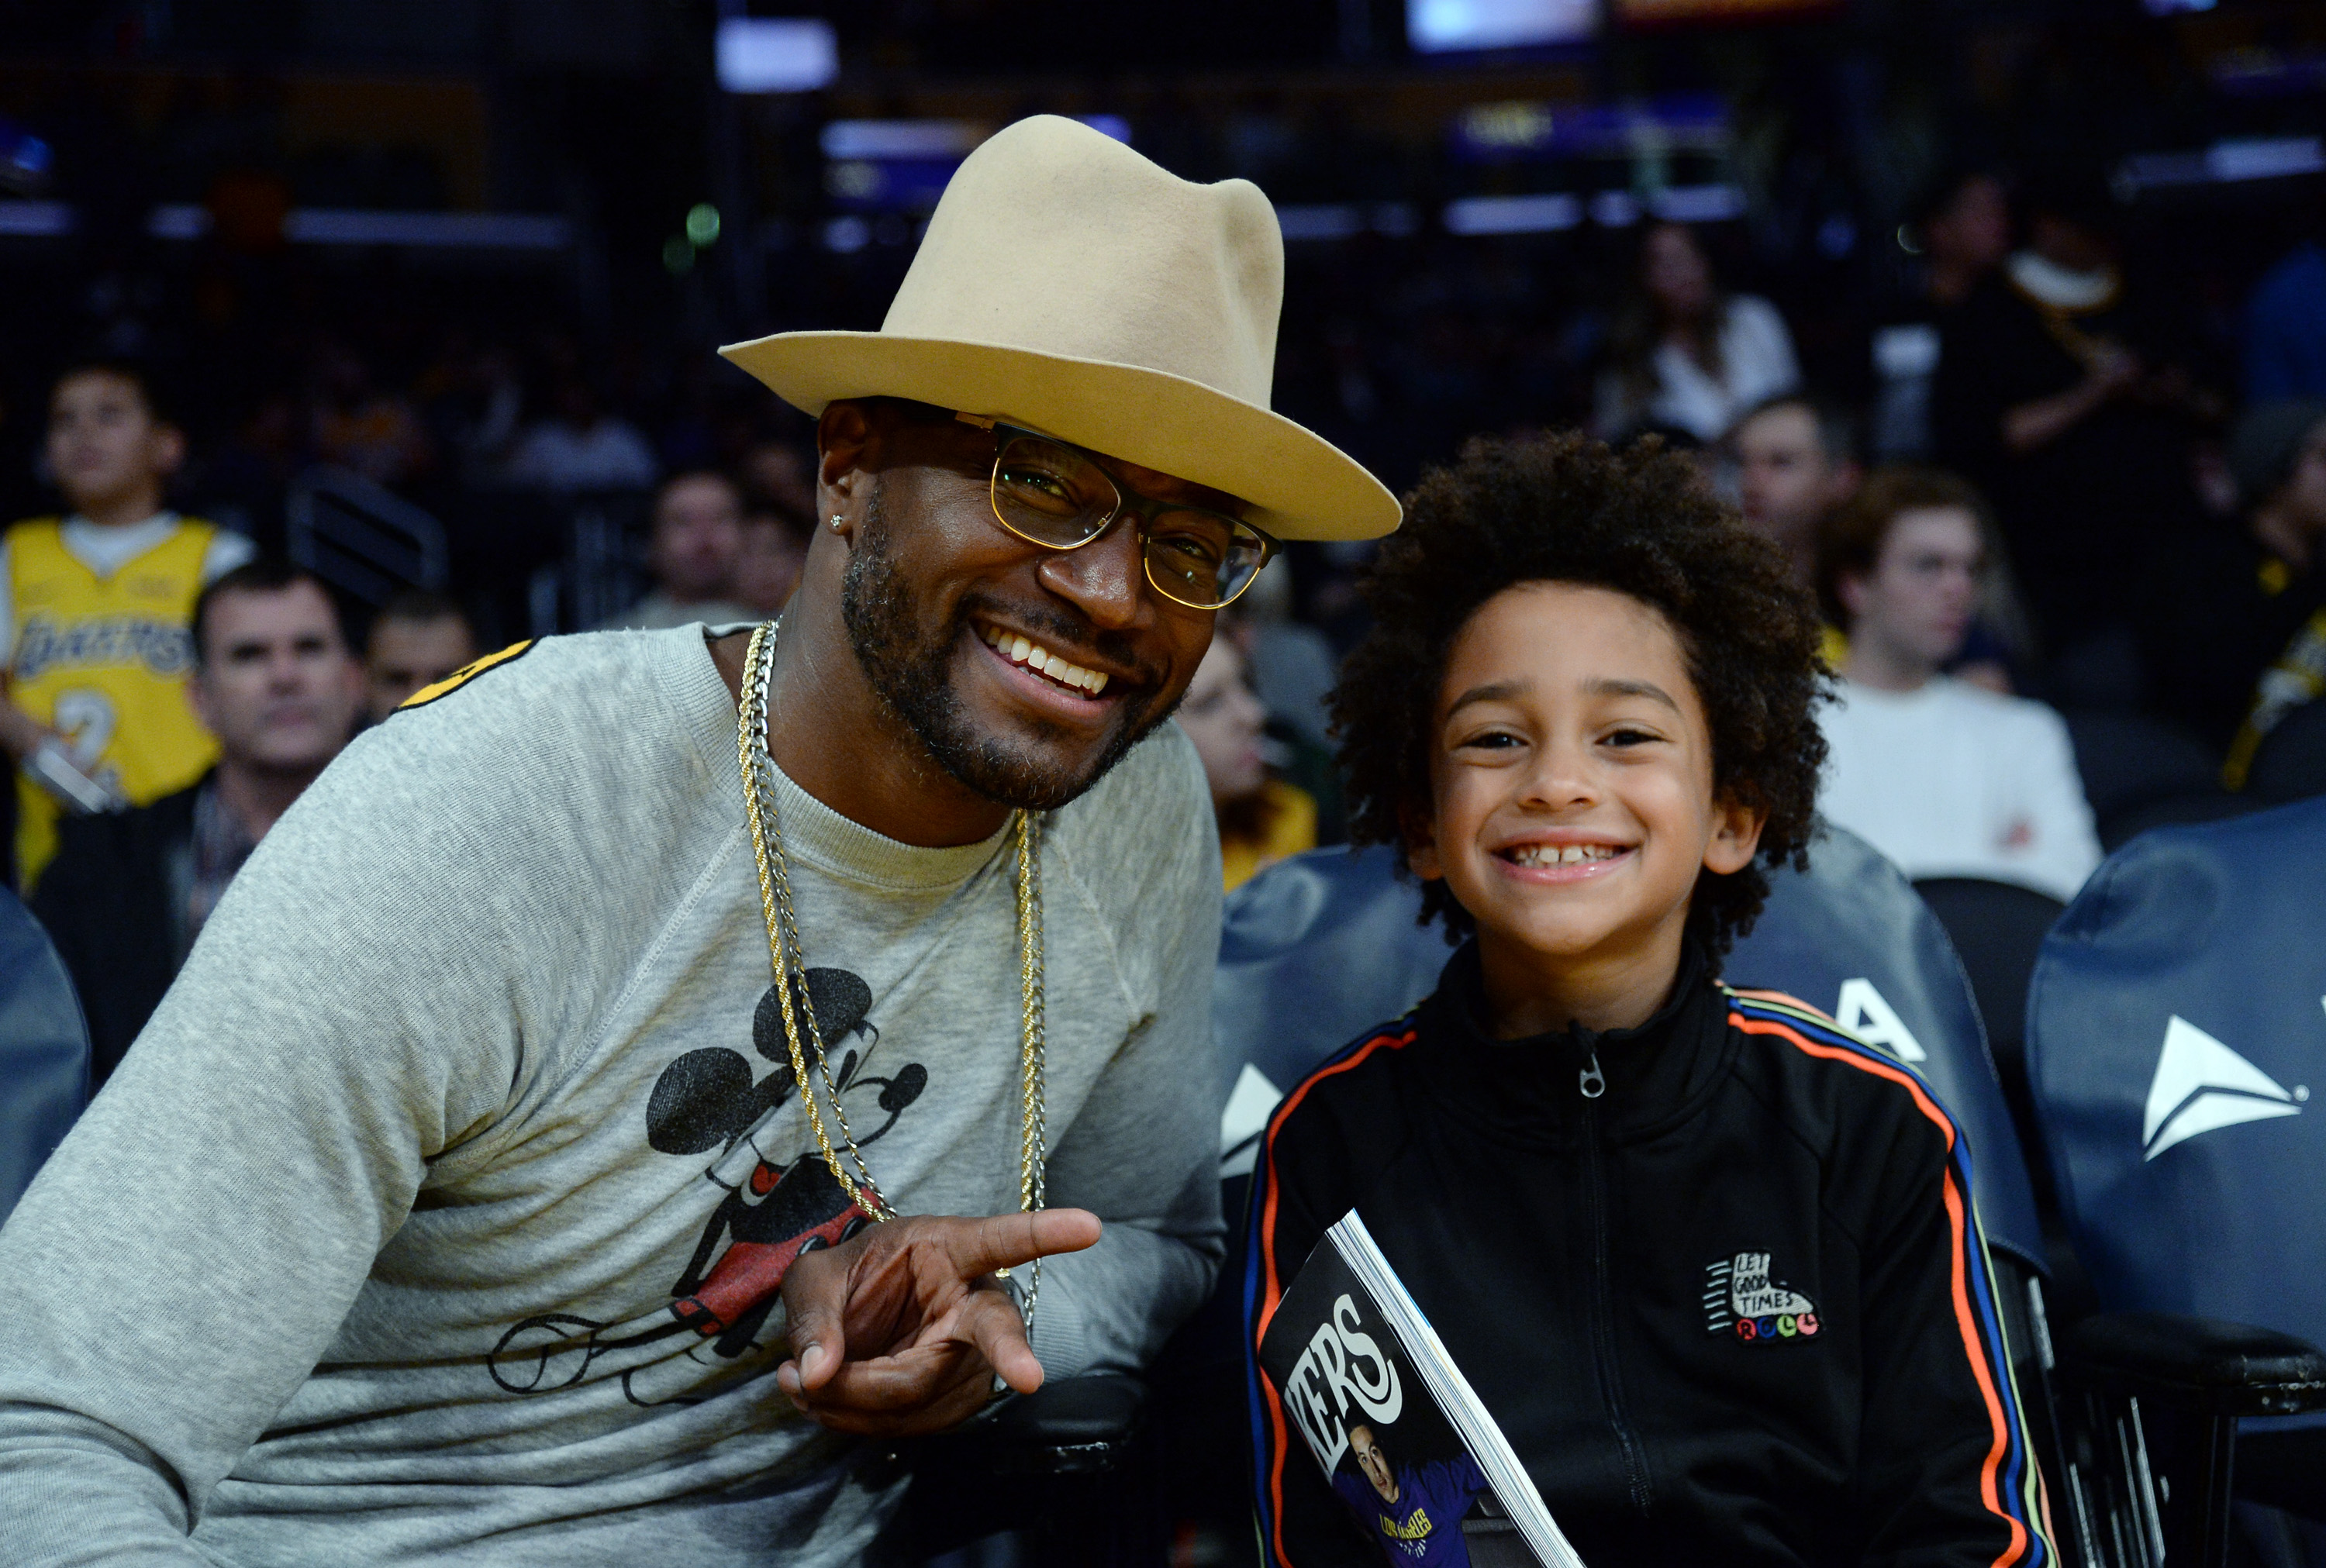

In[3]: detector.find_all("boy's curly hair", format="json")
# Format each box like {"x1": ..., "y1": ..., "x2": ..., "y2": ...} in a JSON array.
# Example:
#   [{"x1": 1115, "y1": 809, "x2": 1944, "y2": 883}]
[{"x1": 1330, "y1": 431, "x2": 1829, "y2": 958}]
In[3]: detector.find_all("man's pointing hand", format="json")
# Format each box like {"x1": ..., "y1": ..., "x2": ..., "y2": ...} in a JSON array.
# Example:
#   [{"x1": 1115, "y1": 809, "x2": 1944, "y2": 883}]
[{"x1": 775, "y1": 1207, "x2": 1103, "y2": 1437}]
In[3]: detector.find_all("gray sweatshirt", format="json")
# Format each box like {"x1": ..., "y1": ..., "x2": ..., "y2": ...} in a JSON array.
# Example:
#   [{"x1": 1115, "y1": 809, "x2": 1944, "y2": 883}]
[{"x1": 0, "y1": 626, "x2": 1225, "y2": 1565}]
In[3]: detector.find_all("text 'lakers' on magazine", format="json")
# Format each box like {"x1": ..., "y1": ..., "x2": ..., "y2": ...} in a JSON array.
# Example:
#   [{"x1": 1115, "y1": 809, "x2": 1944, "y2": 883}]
[{"x1": 1258, "y1": 1210, "x2": 1586, "y2": 1568}]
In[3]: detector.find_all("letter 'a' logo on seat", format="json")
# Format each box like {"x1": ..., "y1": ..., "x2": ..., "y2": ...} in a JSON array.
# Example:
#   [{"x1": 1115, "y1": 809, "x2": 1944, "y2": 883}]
[
  {"x1": 1834, "y1": 978, "x2": 1927, "y2": 1063},
  {"x1": 2141, "y1": 1015, "x2": 2305, "y2": 1162}
]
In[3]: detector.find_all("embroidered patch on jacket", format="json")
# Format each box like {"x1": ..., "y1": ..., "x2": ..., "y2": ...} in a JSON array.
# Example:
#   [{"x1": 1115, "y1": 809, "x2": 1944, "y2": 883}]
[
  {"x1": 398, "y1": 639, "x2": 536, "y2": 712},
  {"x1": 1703, "y1": 1250, "x2": 1821, "y2": 1342}
]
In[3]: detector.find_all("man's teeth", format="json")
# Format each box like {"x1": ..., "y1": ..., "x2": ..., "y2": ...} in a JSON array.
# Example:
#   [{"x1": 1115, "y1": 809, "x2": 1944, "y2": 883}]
[
  {"x1": 980, "y1": 624, "x2": 1110, "y2": 694},
  {"x1": 1509, "y1": 843, "x2": 1624, "y2": 867}
]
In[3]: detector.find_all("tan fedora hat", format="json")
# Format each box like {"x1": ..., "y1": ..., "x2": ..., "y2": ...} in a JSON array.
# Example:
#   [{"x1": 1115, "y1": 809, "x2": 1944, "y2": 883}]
[{"x1": 720, "y1": 115, "x2": 1399, "y2": 543}]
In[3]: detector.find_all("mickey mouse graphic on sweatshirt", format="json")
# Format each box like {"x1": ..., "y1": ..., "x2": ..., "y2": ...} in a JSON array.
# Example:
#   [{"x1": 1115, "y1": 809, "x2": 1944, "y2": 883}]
[{"x1": 488, "y1": 967, "x2": 927, "y2": 1404}]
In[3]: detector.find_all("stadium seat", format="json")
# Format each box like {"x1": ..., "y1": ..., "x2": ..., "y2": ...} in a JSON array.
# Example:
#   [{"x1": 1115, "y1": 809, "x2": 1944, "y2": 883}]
[
  {"x1": 0, "y1": 887, "x2": 91, "y2": 1224},
  {"x1": 1731, "y1": 829, "x2": 2047, "y2": 1275},
  {"x1": 1214, "y1": 842, "x2": 1448, "y2": 1144},
  {"x1": 2097, "y1": 791, "x2": 2255, "y2": 853},
  {"x1": 2063, "y1": 710, "x2": 2218, "y2": 816},
  {"x1": 1911, "y1": 877, "x2": 2065, "y2": 1085},
  {"x1": 2061, "y1": 709, "x2": 2249, "y2": 852},
  {"x1": 895, "y1": 1374, "x2": 1156, "y2": 1564},
  {"x1": 2245, "y1": 697, "x2": 2326, "y2": 806},
  {"x1": 2027, "y1": 796, "x2": 2326, "y2": 1563},
  {"x1": 1912, "y1": 877, "x2": 2068, "y2": 1205}
]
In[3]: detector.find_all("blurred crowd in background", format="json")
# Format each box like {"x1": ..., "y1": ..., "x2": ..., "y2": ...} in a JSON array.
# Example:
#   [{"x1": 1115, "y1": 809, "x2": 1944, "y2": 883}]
[{"x1": 5, "y1": 0, "x2": 2326, "y2": 1046}]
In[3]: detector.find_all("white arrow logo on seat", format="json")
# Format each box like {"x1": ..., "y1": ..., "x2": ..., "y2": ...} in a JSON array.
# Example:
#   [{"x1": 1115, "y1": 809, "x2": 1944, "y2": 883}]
[{"x1": 2141, "y1": 1015, "x2": 2304, "y2": 1161}]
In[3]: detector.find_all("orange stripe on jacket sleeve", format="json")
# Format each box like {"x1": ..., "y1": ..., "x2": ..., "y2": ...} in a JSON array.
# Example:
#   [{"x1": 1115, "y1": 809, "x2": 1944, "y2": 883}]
[
  {"x1": 1251, "y1": 1026, "x2": 1416, "y2": 1568},
  {"x1": 1253, "y1": 1026, "x2": 1416, "y2": 1342},
  {"x1": 1731, "y1": 1008, "x2": 2031, "y2": 1568}
]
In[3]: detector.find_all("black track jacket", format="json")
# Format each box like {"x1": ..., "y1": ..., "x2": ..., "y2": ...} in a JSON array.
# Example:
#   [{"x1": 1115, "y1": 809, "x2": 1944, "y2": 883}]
[{"x1": 1244, "y1": 942, "x2": 2052, "y2": 1568}]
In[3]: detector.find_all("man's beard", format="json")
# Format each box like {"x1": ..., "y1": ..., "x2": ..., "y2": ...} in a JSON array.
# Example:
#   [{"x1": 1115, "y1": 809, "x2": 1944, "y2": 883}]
[{"x1": 839, "y1": 487, "x2": 1168, "y2": 812}]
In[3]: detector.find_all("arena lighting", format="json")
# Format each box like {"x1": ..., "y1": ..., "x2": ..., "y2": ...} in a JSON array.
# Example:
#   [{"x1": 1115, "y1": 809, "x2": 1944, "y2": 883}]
[
  {"x1": 823, "y1": 215, "x2": 871, "y2": 253},
  {"x1": 0, "y1": 202, "x2": 575, "y2": 249},
  {"x1": 1274, "y1": 203, "x2": 1419, "y2": 242},
  {"x1": 715, "y1": 17, "x2": 838, "y2": 94},
  {"x1": 821, "y1": 116, "x2": 1130, "y2": 215},
  {"x1": 2210, "y1": 48, "x2": 2326, "y2": 99},
  {"x1": 1450, "y1": 95, "x2": 1731, "y2": 164},
  {"x1": 1610, "y1": 0, "x2": 1838, "y2": 22},
  {"x1": 1409, "y1": 0, "x2": 1598, "y2": 53},
  {"x1": 818, "y1": 116, "x2": 1130, "y2": 162},
  {"x1": 0, "y1": 116, "x2": 52, "y2": 195},
  {"x1": 2116, "y1": 136, "x2": 2326, "y2": 195},
  {"x1": 1589, "y1": 190, "x2": 1640, "y2": 226},
  {"x1": 1443, "y1": 193, "x2": 1584, "y2": 236},
  {"x1": 293, "y1": 210, "x2": 574, "y2": 246},
  {"x1": 0, "y1": 200, "x2": 70, "y2": 236},
  {"x1": 820, "y1": 119, "x2": 985, "y2": 162},
  {"x1": 1439, "y1": 184, "x2": 1744, "y2": 236},
  {"x1": 1652, "y1": 183, "x2": 1747, "y2": 222}
]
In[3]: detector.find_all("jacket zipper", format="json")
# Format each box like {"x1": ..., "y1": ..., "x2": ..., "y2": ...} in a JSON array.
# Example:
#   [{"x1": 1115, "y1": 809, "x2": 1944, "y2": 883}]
[{"x1": 1580, "y1": 1050, "x2": 1655, "y2": 1516}]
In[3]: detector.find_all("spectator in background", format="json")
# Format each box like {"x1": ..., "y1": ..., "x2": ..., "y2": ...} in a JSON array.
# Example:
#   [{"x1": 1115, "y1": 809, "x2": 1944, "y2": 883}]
[
  {"x1": 309, "y1": 343, "x2": 433, "y2": 490},
  {"x1": 1917, "y1": 168, "x2": 2014, "y2": 312},
  {"x1": 201, "y1": 394, "x2": 306, "y2": 546},
  {"x1": 603, "y1": 469, "x2": 754, "y2": 631},
  {"x1": 364, "y1": 588, "x2": 479, "y2": 722},
  {"x1": 1934, "y1": 168, "x2": 2211, "y2": 703},
  {"x1": 33, "y1": 560, "x2": 361, "y2": 1087},
  {"x1": 1736, "y1": 393, "x2": 2021, "y2": 690},
  {"x1": 732, "y1": 507, "x2": 810, "y2": 618},
  {"x1": 731, "y1": 443, "x2": 818, "y2": 617},
  {"x1": 421, "y1": 337, "x2": 526, "y2": 489},
  {"x1": 2, "y1": 361, "x2": 255, "y2": 891},
  {"x1": 1222, "y1": 557, "x2": 1338, "y2": 752},
  {"x1": 2178, "y1": 401, "x2": 2326, "y2": 788},
  {"x1": 504, "y1": 372, "x2": 659, "y2": 495},
  {"x1": 1175, "y1": 636, "x2": 1316, "y2": 891},
  {"x1": 1596, "y1": 221, "x2": 1799, "y2": 443},
  {"x1": 1817, "y1": 467, "x2": 2100, "y2": 901},
  {"x1": 739, "y1": 439, "x2": 818, "y2": 522},
  {"x1": 1869, "y1": 167, "x2": 2013, "y2": 460},
  {"x1": 1729, "y1": 394, "x2": 1862, "y2": 596},
  {"x1": 2244, "y1": 233, "x2": 2326, "y2": 402}
]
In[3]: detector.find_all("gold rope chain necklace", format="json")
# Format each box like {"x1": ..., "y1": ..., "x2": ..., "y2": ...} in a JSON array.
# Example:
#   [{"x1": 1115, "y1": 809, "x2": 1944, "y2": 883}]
[{"x1": 735, "y1": 621, "x2": 1050, "y2": 1334}]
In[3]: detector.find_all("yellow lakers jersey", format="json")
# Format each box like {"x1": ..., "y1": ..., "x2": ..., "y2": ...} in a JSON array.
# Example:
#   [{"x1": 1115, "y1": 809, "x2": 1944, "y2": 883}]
[{"x1": 6, "y1": 517, "x2": 221, "y2": 890}]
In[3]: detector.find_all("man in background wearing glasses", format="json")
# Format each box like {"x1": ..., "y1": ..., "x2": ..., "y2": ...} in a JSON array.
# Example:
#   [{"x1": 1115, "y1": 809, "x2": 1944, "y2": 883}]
[{"x1": 0, "y1": 116, "x2": 1396, "y2": 1563}]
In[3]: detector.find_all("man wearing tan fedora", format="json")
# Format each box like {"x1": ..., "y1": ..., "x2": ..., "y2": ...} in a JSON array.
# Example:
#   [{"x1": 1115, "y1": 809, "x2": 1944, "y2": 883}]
[{"x1": 0, "y1": 117, "x2": 1396, "y2": 1563}]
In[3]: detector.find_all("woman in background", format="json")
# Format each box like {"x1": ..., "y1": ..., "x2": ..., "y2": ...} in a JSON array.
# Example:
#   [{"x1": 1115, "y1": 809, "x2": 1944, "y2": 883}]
[
  {"x1": 1596, "y1": 220, "x2": 1800, "y2": 443},
  {"x1": 1175, "y1": 636, "x2": 1317, "y2": 891}
]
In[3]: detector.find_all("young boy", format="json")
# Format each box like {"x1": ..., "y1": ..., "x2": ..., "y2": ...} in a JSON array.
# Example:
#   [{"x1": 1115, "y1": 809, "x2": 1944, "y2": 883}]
[
  {"x1": 1245, "y1": 433, "x2": 2050, "y2": 1568},
  {"x1": 1, "y1": 361, "x2": 254, "y2": 889}
]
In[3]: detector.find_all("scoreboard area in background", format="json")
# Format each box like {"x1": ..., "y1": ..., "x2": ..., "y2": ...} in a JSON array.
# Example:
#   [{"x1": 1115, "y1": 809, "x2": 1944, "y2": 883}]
[
  {"x1": 1409, "y1": 0, "x2": 1838, "y2": 55},
  {"x1": 1613, "y1": 0, "x2": 1841, "y2": 22}
]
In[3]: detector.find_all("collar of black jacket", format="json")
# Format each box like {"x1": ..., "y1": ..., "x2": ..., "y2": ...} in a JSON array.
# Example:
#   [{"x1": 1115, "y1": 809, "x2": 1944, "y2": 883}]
[{"x1": 1419, "y1": 936, "x2": 1738, "y2": 1147}]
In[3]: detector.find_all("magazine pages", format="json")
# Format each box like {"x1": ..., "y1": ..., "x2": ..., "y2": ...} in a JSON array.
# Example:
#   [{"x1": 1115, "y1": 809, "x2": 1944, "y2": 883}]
[{"x1": 1258, "y1": 1208, "x2": 1586, "y2": 1568}]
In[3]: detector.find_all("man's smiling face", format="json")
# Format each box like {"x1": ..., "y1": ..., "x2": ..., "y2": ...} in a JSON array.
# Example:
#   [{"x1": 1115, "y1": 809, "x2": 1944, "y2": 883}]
[{"x1": 836, "y1": 405, "x2": 1223, "y2": 812}]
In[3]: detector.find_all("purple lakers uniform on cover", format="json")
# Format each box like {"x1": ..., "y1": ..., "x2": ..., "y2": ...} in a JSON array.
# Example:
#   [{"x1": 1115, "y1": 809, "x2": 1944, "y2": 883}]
[{"x1": 1334, "y1": 1455, "x2": 1489, "y2": 1567}]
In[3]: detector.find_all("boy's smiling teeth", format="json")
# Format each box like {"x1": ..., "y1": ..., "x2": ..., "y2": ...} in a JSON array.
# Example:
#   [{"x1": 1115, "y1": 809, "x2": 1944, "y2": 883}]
[
  {"x1": 1506, "y1": 843, "x2": 1624, "y2": 867},
  {"x1": 979, "y1": 622, "x2": 1110, "y2": 695}
]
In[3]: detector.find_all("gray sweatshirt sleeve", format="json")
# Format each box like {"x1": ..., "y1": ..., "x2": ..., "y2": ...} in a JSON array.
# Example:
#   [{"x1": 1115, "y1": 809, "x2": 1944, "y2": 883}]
[
  {"x1": 0, "y1": 724, "x2": 547, "y2": 1562},
  {"x1": 1023, "y1": 729, "x2": 1227, "y2": 1380}
]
